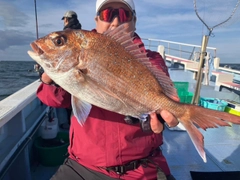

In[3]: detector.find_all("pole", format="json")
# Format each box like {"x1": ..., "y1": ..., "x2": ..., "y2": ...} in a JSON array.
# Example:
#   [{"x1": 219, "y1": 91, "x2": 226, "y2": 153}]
[
  {"x1": 34, "y1": 0, "x2": 39, "y2": 39},
  {"x1": 192, "y1": 35, "x2": 209, "y2": 105}
]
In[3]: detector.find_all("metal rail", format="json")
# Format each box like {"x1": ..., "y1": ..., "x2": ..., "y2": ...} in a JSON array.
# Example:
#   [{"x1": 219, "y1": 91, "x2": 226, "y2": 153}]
[{"x1": 141, "y1": 38, "x2": 217, "y2": 60}]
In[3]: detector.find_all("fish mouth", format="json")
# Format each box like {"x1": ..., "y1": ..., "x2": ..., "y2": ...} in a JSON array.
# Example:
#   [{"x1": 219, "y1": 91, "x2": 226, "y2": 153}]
[{"x1": 29, "y1": 42, "x2": 44, "y2": 56}]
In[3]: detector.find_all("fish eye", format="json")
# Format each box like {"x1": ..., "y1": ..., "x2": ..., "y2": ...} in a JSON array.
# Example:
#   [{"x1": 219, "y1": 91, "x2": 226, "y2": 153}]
[{"x1": 53, "y1": 36, "x2": 66, "y2": 46}]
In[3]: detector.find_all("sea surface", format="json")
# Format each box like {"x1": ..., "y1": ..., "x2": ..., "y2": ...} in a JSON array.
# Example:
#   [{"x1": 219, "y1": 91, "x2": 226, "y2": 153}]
[
  {"x1": 0, "y1": 61, "x2": 240, "y2": 101},
  {"x1": 0, "y1": 61, "x2": 39, "y2": 101}
]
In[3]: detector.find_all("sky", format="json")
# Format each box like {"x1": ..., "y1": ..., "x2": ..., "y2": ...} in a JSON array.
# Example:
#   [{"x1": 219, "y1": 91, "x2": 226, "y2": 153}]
[{"x1": 0, "y1": 0, "x2": 239, "y2": 63}]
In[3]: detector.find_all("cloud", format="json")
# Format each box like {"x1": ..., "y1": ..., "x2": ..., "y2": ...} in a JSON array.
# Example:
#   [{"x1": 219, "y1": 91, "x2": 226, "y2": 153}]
[
  {"x1": 141, "y1": 0, "x2": 192, "y2": 8},
  {"x1": 0, "y1": 1, "x2": 29, "y2": 28},
  {"x1": 0, "y1": 30, "x2": 35, "y2": 50}
]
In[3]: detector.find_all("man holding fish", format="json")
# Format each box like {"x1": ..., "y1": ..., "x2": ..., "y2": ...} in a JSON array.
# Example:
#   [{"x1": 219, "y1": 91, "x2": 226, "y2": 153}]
[
  {"x1": 30, "y1": 0, "x2": 240, "y2": 178},
  {"x1": 34, "y1": 0, "x2": 181, "y2": 179}
]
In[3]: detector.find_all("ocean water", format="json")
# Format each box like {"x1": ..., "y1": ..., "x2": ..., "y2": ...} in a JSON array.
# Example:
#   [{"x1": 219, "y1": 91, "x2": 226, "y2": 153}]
[
  {"x1": 0, "y1": 61, "x2": 239, "y2": 101},
  {"x1": 0, "y1": 61, "x2": 39, "y2": 101}
]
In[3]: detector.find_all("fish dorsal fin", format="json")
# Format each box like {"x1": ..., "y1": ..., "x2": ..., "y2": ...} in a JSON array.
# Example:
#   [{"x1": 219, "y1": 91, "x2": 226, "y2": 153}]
[
  {"x1": 152, "y1": 66, "x2": 179, "y2": 101},
  {"x1": 104, "y1": 25, "x2": 179, "y2": 101}
]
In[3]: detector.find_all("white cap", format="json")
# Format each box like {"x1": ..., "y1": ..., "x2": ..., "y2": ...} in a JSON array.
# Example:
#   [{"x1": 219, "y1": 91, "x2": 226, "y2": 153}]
[
  {"x1": 96, "y1": 0, "x2": 135, "y2": 13},
  {"x1": 61, "y1": 10, "x2": 77, "y2": 20}
]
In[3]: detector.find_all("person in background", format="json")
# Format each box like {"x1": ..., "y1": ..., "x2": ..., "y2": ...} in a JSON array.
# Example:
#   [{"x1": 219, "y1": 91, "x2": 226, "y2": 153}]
[
  {"x1": 34, "y1": 63, "x2": 43, "y2": 76},
  {"x1": 37, "y1": 0, "x2": 178, "y2": 179},
  {"x1": 62, "y1": 10, "x2": 82, "y2": 30},
  {"x1": 34, "y1": 64, "x2": 40, "y2": 72}
]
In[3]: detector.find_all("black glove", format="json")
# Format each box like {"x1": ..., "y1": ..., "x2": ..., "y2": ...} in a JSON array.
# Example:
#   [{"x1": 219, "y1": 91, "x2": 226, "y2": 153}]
[
  {"x1": 124, "y1": 116, "x2": 140, "y2": 124},
  {"x1": 124, "y1": 114, "x2": 165, "y2": 132}
]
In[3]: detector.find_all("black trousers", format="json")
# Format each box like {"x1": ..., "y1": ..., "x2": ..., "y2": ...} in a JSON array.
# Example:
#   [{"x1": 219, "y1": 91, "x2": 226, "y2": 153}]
[{"x1": 50, "y1": 158, "x2": 118, "y2": 180}]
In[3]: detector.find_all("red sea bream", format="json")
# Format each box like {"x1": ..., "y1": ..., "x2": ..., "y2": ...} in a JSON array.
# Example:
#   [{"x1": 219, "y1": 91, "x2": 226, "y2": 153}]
[{"x1": 28, "y1": 25, "x2": 240, "y2": 162}]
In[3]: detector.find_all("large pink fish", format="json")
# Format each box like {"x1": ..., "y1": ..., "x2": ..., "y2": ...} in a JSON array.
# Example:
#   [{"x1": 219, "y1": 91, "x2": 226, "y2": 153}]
[{"x1": 28, "y1": 25, "x2": 240, "y2": 162}]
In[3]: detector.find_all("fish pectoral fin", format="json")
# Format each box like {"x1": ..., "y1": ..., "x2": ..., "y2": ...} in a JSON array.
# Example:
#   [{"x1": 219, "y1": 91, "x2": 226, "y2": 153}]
[
  {"x1": 71, "y1": 96, "x2": 92, "y2": 126},
  {"x1": 100, "y1": 87, "x2": 127, "y2": 107},
  {"x1": 181, "y1": 121, "x2": 206, "y2": 163},
  {"x1": 87, "y1": 78, "x2": 127, "y2": 107}
]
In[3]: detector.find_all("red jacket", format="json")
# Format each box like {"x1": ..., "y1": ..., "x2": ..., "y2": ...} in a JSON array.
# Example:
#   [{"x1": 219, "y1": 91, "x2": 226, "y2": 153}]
[{"x1": 37, "y1": 33, "x2": 171, "y2": 179}]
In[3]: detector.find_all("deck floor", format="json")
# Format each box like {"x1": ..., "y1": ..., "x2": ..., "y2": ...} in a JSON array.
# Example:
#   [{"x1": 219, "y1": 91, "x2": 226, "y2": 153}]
[
  {"x1": 31, "y1": 165, "x2": 58, "y2": 180},
  {"x1": 162, "y1": 124, "x2": 240, "y2": 180}
]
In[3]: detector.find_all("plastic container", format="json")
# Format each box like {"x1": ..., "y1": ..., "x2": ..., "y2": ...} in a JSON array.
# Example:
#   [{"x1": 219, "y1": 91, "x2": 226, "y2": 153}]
[
  {"x1": 179, "y1": 92, "x2": 194, "y2": 104},
  {"x1": 224, "y1": 106, "x2": 240, "y2": 116},
  {"x1": 173, "y1": 81, "x2": 189, "y2": 95},
  {"x1": 200, "y1": 98, "x2": 228, "y2": 111},
  {"x1": 40, "y1": 118, "x2": 58, "y2": 139},
  {"x1": 34, "y1": 132, "x2": 69, "y2": 166}
]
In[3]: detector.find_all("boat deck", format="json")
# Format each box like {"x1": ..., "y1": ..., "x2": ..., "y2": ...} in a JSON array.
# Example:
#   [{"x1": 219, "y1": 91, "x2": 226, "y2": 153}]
[{"x1": 162, "y1": 124, "x2": 240, "y2": 180}]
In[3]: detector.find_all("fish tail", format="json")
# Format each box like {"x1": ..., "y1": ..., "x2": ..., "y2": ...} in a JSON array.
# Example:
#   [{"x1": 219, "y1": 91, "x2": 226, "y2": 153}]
[{"x1": 179, "y1": 104, "x2": 240, "y2": 162}]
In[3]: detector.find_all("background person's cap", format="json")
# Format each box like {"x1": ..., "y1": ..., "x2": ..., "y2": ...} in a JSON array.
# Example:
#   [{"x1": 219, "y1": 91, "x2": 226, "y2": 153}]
[
  {"x1": 61, "y1": 10, "x2": 77, "y2": 20},
  {"x1": 96, "y1": 0, "x2": 135, "y2": 14}
]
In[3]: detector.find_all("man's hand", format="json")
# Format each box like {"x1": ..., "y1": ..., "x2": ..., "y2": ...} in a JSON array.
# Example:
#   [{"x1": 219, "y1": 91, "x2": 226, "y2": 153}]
[
  {"x1": 150, "y1": 110, "x2": 178, "y2": 133},
  {"x1": 41, "y1": 72, "x2": 53, "y2": 84}
]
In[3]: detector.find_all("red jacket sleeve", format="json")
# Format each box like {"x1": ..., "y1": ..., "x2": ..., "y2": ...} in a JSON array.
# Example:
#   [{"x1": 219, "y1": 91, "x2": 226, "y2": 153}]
[{"x1": 36, "y1": 83, "x2": 71, "y2": 108}]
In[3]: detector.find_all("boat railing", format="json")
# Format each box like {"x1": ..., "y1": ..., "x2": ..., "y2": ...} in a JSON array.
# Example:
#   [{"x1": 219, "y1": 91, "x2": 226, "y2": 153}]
[
  {"x1": 0, "y1": 80, "x2": 49, "y2": 179},
  {"x1": 142, "y1": 38, "x2": 217, "y2": 61},
  {"x1": 218, "y1": 66, "x2": 240, "y2": 75},
  {"x1": 142, "y1": 38, "x2": 240, "y2": 83}
]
